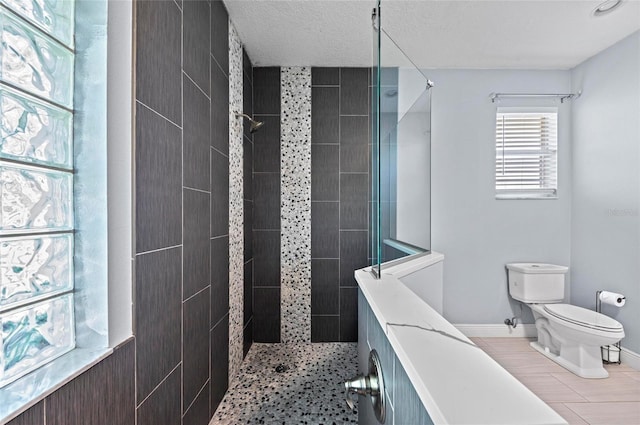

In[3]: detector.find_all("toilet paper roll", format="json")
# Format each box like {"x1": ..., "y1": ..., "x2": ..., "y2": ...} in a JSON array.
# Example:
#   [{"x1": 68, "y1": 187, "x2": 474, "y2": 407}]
[{"x1": 599, "y1": 291, "x2": 626, "y2": 307}]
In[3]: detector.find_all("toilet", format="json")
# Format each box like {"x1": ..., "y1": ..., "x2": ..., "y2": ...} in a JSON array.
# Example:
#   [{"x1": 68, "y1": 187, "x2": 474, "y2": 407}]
[{"x1": 506, "y1": 263, "x2": 625, "y2": 379}]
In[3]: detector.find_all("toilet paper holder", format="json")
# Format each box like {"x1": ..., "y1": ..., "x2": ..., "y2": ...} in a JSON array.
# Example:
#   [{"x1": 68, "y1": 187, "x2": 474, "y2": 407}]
[{"x1": 596, "y1": 290, "x2": 622, "y2": 365}]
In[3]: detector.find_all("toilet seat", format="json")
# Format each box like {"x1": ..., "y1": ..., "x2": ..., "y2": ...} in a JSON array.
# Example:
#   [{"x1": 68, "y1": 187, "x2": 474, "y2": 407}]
[{"x1": 543, "y1": 304, "x2": 624, "y2": 333}]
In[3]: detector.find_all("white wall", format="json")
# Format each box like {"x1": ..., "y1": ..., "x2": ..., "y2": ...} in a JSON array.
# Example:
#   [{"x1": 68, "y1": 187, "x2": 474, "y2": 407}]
[
  {"x1": 427, "y1": 69, "x2": 573, "y2": 324},
  {"x1": 570, "y1": 31, "x2": 640, "y2": 353}
]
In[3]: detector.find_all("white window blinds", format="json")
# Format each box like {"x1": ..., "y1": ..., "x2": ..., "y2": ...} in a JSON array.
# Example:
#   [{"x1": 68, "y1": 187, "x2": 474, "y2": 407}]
[{"x1": 495, "y1": 108, "x2": 558, "y2": 199}]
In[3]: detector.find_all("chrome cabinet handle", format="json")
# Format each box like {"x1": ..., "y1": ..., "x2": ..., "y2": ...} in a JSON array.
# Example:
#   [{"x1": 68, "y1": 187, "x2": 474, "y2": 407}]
[{"x1": 343, "y1": 349, "x2": 386, "y2": 423}]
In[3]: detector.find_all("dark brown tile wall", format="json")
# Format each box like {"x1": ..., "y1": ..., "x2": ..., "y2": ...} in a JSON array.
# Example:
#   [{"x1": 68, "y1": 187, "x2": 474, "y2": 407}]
[
  {"x1": 249, "y1": 67, "x2": 369, "y2": 343},
  {"x1": 9, "y1": 2, "x2": 237, "y2": 424},
  {"x1": 311, "y1": 68, "x2": 370, "y2": 342},
  {"x1": 243, "y1": 51, "x2": 254, "y2": 357},
  {"x1": 252, "y1": 67, "x2": 281, "y2": 342},
  {"x1": 8, "y1": 340, "x2": 135, "y2": 425}
]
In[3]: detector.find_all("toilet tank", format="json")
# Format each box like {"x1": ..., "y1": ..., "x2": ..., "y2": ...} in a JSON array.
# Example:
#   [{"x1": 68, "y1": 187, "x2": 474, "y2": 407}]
[{"x1": 506, "y1": 263, "x2": 568, "y2": 303}]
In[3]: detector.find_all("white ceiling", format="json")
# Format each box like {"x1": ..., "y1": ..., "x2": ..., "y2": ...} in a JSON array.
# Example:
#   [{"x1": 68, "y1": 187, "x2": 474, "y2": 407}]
[{"x1": 223, "y1": 0, "x2": 640, "y2": 69}]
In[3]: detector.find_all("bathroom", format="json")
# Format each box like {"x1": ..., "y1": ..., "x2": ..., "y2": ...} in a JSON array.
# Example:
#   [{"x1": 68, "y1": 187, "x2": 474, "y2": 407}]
[{"x1": 0, "y1": 0, "x2": 638, "y2": 424}]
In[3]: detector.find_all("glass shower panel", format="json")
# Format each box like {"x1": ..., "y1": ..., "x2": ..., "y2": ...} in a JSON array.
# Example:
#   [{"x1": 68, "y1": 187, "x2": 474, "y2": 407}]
[{"x1": 371, "y1": 3, "x2": 432, "y2": 272}]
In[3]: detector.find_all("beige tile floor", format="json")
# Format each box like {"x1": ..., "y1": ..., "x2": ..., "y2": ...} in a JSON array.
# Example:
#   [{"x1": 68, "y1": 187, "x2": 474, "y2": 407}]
[{"x1": 471, "y1": 337, "x2": 640, "y2": 425}]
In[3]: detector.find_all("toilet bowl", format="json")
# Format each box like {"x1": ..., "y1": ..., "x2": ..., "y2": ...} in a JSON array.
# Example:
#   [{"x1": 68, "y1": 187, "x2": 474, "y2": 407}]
[{"x1": 507, "y1": 263, "x2": 625, "y2": 379}]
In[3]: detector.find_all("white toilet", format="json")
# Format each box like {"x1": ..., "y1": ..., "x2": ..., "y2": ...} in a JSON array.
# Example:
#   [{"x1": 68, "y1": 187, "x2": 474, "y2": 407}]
[{"x1": 506, "y1": 263, "x2": 625, "y2": 379}]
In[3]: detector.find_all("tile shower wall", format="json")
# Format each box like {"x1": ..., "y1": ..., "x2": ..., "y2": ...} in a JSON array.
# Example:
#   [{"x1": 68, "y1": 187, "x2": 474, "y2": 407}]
[
  {"x1": 311, "y1": 68, "x2": 370, "y2": 343},
  {"x1": 243, "y1": 50, "x2": 254, "y2": 358},
  {"x1": 251, "y1": 67, "x2": 370, "y2": 343},
  {"x1": 135, "y1": 0, "x2": 234, "y2": 422},
  {"x1": 252, "y1": 67, "x2": 282, "y2": 342}
]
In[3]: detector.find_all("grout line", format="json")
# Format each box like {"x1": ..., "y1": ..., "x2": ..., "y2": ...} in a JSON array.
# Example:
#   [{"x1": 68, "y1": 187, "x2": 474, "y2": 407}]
[
  {"x1": 135, "y1": 100, "x2": 182, "y2": 130},
  {"x1": 183, "y1": 185, "x2": 211, "y2": 194},
  {"x1": 183, "y1": 70, "x2": 210, "y2": 101},
  {"x1": 136, "y1": 244, "x2": 182, "y2": 256},
  {"x1": 183, "y1": 285, "x2": 211, "y2": 303},
  {"x1": 211, "y1": 145, "x2": 229, "y2": 159},
  {"x1": 136, "y1": 363, "x2": 182, "y2": 409},
  {"x1": 182, "y1": 378, "x2": 210, "y2": 418}
]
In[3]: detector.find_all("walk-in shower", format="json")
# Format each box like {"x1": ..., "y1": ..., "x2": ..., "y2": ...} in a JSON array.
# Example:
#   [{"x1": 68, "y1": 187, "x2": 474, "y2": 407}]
[{"x1": 370, "y1": 0, "x2": 433, "y2": 276}]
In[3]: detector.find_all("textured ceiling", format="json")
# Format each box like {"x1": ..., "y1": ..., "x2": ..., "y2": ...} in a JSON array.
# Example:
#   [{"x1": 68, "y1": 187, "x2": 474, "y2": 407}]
[{"x1": 223, "y1": 0, "x2": 640, "y2": 69}]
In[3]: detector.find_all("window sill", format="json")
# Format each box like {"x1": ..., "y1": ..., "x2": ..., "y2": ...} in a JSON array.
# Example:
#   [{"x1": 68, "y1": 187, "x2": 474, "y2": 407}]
[
  {"x1": 0, "y1": 347, "x2": 112, "y2": 423},
  {"x1": 496, "y1": 193, "x2": 558, "y2": 200}
]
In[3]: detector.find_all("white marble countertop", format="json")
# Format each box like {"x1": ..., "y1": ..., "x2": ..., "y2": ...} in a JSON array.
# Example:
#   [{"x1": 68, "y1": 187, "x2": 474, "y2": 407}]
[{"x1": 357, "y1": 252, "x2": 567, "y2": 425}]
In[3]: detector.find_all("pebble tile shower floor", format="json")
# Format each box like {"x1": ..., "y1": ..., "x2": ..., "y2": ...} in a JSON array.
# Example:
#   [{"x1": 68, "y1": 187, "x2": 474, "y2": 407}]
[{"x1": 211, "y1": 343, "x2": 359, "y2": 425}]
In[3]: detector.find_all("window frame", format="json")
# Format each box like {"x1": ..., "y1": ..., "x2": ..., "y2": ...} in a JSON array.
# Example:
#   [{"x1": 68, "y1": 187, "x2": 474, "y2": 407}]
[
  {"x1": 0, "y1": 0, "x2": 133, "y2": 420},
  {"x1": 495, "y1": 106, "x2": 559, "y2": 200}
]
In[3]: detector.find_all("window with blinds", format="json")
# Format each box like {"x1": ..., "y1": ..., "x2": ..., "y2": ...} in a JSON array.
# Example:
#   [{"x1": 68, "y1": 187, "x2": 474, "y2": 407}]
[
  {"x1": 495, "y1": 108, "x2": 558, "y2": 199},
  {"x1": 0, "y1": 0, "x2": 76, "y2": 387}
]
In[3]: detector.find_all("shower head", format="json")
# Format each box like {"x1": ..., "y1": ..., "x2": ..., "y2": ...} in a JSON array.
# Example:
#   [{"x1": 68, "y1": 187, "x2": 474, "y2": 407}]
[{"x1": 235, "y1": 112, "x2": 264, "y2": 134}]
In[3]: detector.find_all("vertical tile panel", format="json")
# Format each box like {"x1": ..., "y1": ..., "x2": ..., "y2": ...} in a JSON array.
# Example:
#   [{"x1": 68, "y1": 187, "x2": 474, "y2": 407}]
[
  {"x1": 183, "y1": 189, "x2": 211, "y2": 299},
  {"x1": 183, "y1": 78, "x2": 211, "y2": 191},
  {"x1": 253, "y1": 116, "x2": 281, "y2": 172},
  {"x1": 340, "y1": 68, "x2": 369, "y2": 116},
  {"x1": 253, "y1": 287, "x2": 281, "y2": 342},
  {"x1": 340, "y1": 287, "x2": 358, "y2": 342},
  {"x1": 137, "y1": 367, "x2": 181, "y2": 425},
  {"x1": 253, "y1": 173, "x2": 280, "y2": 229},
  {"x1": 339, "y1": 230, "x2": 368, "y2": 287},
  {"x1": 210, "y1": 0, "x2": 228, "y2": 75},
  {"x1": 253, "y1": 67, "x2": 280, "y2": 114},
  {"x1": 311, "y1": 315, "x2": 340, "y2": 342},
  {"x1": 311, "y1": 259, "x2": 340, "y2": 315},
  {"x1": 311, "y1": 87, "x2": 339, "y2": 144},
  {"x1": 243, "y1": 260, "x2": 253, "y2": 327},
  {"x1": 243, "y1": 200, "x2": 253, "y2": 259},
  {"x1": 182, "y1": 385, "x2": 210, "y2": 425},
  {"x1": 311, "y1": 201, "x2": 339, "y2": 258},
  {"x1": 253, "y1": 230, "x2": 281, "y2": 287},
  {"x1": 210, "y1": 315, "x2": 230, "y2": 414},
  {"x1": 183, "y1": 0, "x2": 210, "y2": 95},
  {"x1": 227, "y1": 23, "x2": 244, "y2": 383},
  {"x1": 135, "y1": 0, "x2": 182, "y2": 125},
  {"x1": 311, "y1": 144, "x2": 339, "y2": 201},
  {"x1": 46, "y1": 339, "x2": 135, "y2": 425},
  {"x1": 210, "y1": 149, "x2": 230, "y2": 237},
  {"x1": 243, "y1": 138, "x2": 253, "y2": 200},
  {"x1": 311, "y1": 67, "x2": 340, "y2": 86},
  {"x1": 183, "y1": 288, "x2": 210, "y2": 412},
  {"x1": 280, "y1": 67, "x2": 311, "y2": 343},
  {"x1": 135, "y1": 247, "x2": 182, "y2": 402},
  {"x1": 210, "y1": 236, "x2": 230, "y2": 326},
  {"x1": 135, "y1": 104, "x2": 182, "y2": 253},
  {"x1": 211, "y1": 59, "x2": 229, "y2": 156}
]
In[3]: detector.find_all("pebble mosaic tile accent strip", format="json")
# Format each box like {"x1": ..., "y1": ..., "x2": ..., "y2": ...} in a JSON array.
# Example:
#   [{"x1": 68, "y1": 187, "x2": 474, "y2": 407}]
[
  {"x1": 280, "y1": 67, "x2": 312, "y2": 343},
  {"x1": 211, "y1": 343, "x2": 359, "y2": 424},
  {"x1": 228, "y1": 21, "x2": 244, "y2": 382}
]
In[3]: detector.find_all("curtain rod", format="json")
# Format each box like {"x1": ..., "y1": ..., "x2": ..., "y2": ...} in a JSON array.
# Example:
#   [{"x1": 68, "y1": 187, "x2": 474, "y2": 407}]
[{"x1": 490, "y1": 91, "x2": 581, "y2": 103}]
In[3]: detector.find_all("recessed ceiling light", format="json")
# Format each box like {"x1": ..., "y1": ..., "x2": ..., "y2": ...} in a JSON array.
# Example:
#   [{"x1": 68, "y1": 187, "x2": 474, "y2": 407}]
[{"x1": 593, "y1": 0, "x2": 623, "y2": 16}]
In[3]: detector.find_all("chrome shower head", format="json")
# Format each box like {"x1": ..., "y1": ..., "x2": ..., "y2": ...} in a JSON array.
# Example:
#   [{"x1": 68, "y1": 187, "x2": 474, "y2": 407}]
[{"x1": 235, "y1": 112, "x2": 264, "y2": 134}]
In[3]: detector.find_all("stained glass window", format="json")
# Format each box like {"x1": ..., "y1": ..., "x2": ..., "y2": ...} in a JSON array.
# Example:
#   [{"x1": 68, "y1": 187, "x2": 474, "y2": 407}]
[{"x1": 0, "y1": 0, "x2": 74, "y2": 387}]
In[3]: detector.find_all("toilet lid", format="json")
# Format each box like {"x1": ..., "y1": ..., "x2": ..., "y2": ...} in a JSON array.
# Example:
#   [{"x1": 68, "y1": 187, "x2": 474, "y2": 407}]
[{"x1": 543, "y1": 304, "x2": 623, "y2": 331}]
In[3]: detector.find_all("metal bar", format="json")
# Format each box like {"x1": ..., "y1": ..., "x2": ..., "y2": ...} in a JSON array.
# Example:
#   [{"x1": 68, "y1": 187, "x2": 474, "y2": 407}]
[{"x1": 490, "y1": 92, "x2": 581, "y2": 103}]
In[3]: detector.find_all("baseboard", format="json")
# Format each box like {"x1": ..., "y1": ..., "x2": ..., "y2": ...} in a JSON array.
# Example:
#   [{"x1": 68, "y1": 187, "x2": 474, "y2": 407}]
[
  {"x1": 620, "y1": 346, "x2": 640, "y2": 371},
  {"x1": 454, "y1": 324, "x2": 537, "y2": 338}
]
